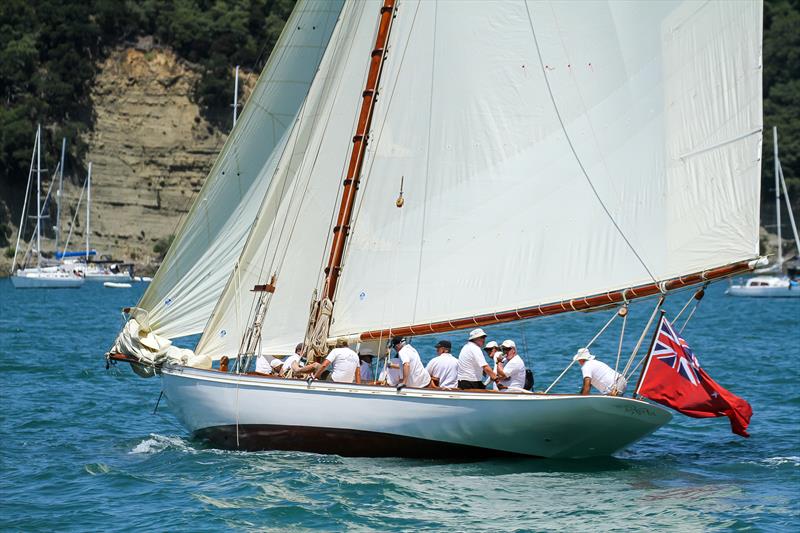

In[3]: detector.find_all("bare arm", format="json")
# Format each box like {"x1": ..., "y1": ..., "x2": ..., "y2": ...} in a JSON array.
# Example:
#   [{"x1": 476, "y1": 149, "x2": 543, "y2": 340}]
[
  {"x1": 313, "y1": 359, "x2": 331, "y2": 380},
  {"x1": 482, "y1": 364, "x2": 498, "y2": 382},
  {"x1": 355, "y1": 367, "x2": 361, "y2": 384},
  {"x1": 581, "y1": 377, "x2": 591, "y2": 395},
  {"x1": 400, "y1": 362, "x2": 410, "y2": 386}
]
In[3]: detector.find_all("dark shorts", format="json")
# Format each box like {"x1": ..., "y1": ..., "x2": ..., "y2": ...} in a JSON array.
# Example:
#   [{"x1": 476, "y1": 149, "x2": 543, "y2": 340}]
[{"x1": 458, "y1": 380, "x2": 485, "y2": 390}]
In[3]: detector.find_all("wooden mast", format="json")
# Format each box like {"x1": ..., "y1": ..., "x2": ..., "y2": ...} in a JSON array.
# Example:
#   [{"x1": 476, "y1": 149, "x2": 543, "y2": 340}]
[{"x1": 322, "y1": 0, "x2": 396, "y2": 301}]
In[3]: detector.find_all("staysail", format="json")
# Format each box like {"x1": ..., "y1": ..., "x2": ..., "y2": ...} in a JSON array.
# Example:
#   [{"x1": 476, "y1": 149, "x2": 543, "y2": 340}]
[
  {"x1": 324, "y1": 0, "x2": 763, "y2": 339},
  {"x1": 195, "y1": 0, "x2": 381, "y2": 358},
  {"x1": 133, "y1": 0, "x2": 345, "y2": 339}
]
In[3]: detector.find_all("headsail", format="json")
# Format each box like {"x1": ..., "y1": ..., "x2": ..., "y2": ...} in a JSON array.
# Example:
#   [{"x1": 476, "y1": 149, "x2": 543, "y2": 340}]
[
  {"x1": 326, "y1": 0, "x2": 763, "y2": 339},
  {"x1": 195, "y1": 0, "x2": 382, "y2": 358},
  {"x1": 133, "y1": 0, "x2": 345, "y2": 339}
]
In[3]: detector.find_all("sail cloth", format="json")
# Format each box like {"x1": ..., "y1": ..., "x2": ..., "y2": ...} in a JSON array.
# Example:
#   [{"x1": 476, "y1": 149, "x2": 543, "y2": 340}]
[
  {"x1": 327, "y1": 0, "x2": 763, "y2": 338},
  {"x1": 195, "y1": 0, "x2": 381, "y2": 359},
  {"x1": 133, "y1": 0, "x2": 345, "y2": 340}
]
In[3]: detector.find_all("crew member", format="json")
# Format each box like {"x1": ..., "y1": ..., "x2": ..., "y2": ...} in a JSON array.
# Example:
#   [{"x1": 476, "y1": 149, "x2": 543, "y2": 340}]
[
  {"x1": 484, "y1": 340, "x2": 502, "y2": 389},
  {"x1": 359, "y1": 348, "x2": 375, "y2": 383},
  {"x1": 495, "y1": 340, "x2": 526, "y2": 391},
  {"x1": 425, "y1": 340, "x2": 459, "y2": 389},
  {"x1": 281, "y1": 343, "x2": 318, "y2": 378},
  {"x1": 573, "y1": 348, "x2": 627, "y2": 396},
  {"x1": 390, "y1": 337, "x2": 431, "y2": 389},
  {"x1": 457, "y1": 328, "x2": 498, "y2": 389},
  {"x1": 313, "y1": 339, "x2": 361, "y2": 383}
]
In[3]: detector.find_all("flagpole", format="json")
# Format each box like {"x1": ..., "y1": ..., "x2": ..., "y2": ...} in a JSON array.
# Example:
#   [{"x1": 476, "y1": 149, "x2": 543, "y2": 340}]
[{"x1": 633, "y1": 310, "x2": 665, "y2": 398}]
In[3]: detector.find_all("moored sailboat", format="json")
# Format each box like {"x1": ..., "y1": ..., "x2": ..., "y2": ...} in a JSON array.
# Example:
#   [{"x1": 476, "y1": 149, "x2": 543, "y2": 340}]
[{"x1": 108, "y1": 0, "x2": 765, "y2": 458}]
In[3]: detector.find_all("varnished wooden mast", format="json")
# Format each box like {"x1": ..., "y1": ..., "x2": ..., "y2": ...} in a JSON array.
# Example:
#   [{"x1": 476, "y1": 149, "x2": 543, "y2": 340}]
[{"x1": 322, "y1": 0, "x2": 396, "y2": 301}]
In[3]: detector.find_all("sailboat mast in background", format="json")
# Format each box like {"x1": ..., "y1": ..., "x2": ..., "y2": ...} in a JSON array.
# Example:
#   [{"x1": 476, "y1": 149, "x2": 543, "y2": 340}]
[
  {"x1": 86, "y1": 162, "x2": 92, "y2": 262},
  {"x1": 55, "y1": 137, "x2": 66, "y2": 254},
  {"x1": 35, "y1": 124, "x2": 42, "y2": 270},
  {"x1": 774, "y1": 126, "x2": 782, "y2": 266},
  {"x1": 232, "y1": 65, "x2": 240, "y2": 129}
]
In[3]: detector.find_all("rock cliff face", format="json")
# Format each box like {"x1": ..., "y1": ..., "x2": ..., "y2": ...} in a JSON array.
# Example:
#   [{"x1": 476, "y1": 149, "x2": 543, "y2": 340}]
[{"x1": 75, "y1": 47, "x2": 229, "y2": 271}]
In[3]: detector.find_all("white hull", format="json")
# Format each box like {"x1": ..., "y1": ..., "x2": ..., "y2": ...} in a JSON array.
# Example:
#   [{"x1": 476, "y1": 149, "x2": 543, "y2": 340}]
[
  {"x1": 104, "y1": 282, "x2": 132, "y2": 288},
  {"x1": 727, "y1": 276, "x2": 800, "y2": 298},
  {"x1": 86, "y1": 273, "x2": 134, "y2": 282},
  {"x1": 161, "y1": 365, "x2": 671, "y2": 458},
  {"x1": 11, "y1": 270, "x2": 84, "y2": 289}
]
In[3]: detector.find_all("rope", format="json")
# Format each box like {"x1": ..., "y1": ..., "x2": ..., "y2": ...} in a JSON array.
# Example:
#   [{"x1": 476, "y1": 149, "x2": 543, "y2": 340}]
[
  {"x1": 679, "y1": 285, "x2": 706, "y2": 335},
  {"x1": 12, "y1": 130, "x2": 38, "y2": 272},
  {"x1": 622, "y1": 296, "x2": 664, "y2": 380},
  {"x1": 61, "y1": 175, "x2": 87, "y2": 256},
  {"x1": 613, "y1": 305, "x2": 628, "y2": 375},
  {"x1": 544, "y1": 360, "x2": 575, "y2": 394},
  {"x1": 585, "y1": 310, "x2": 619, "y2": 349}
]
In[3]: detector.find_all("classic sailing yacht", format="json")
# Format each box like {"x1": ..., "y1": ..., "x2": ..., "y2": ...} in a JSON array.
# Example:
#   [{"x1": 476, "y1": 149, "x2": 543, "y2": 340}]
[{"x1": 108, "y1": 0, "x2": 764, "y2": 458}]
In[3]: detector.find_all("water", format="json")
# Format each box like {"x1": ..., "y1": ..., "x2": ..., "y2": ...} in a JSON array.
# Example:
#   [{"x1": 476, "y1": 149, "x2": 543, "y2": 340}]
[{"x1": 1, "y1": 279, "x2": 798, "y2": 531}]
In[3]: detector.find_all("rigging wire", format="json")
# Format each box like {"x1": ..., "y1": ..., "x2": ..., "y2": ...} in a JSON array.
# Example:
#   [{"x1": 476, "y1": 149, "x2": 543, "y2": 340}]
[{"x1": 522, "y1": 0, "x2": 658, "y2": 284}]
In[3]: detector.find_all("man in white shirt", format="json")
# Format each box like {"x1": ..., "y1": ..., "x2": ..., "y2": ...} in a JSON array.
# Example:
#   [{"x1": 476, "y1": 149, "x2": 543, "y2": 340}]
[
  {"x1": 573, "y1": 348, "x2": 627, "y2": 396},
  {"x1": 378, "y1": 356, "x2": 402, "y2": 386},
  {"x1": 457, "y1": 328, "x2": 498, "y2": 389},
  {"x1": 359, "y1": 348, "x2": 375, "y2": 382},
  {"x1": 425, "y1": 340, "x2": 459, "y2": 389},
  {"x1": 495, "y1": 340, "x2": 526, "y2": 391},
  {"x1": 281, "y1": 343, "x2": 318, "y2": 378},
  {"x1": 484, "y1": 340, "x2": 502, "y2": 389},
  {"x1": 255, "y1": 354, "x2": 282, "y2": 375},
  {"x1": 390, "y1": 337, "x2": 431, "y2": 389},
  {"x1": 313, "y1": 340, "x2": 361, "y2": 383}
]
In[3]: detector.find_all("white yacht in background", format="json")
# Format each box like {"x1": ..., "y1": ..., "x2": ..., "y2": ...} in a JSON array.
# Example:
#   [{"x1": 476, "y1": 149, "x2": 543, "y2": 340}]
[
  {"x1": 10, "y1": 125, "x2": 84, "y2": 289},
  {"x1": 728, "y1": 127, "x2": 799, "y2": 298}
]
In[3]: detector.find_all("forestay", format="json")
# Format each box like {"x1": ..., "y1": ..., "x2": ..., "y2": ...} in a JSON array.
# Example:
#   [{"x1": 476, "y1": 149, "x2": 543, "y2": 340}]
[
  {"x1": 196, "y1": 0, "x2": 382, "y2": 359},
  {"x1": 134, "y1": 0, "x2": 344, "y2": 339},
  {"x1": 328, "y1": 0, "x2": 763, "y2": 338}
]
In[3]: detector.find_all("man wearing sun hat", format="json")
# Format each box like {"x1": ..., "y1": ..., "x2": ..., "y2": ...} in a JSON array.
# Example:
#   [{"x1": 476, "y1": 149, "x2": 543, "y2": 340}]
[
  {"x1": 573, "y1": 348, "x2": 627, "y2": 396},
  {"x1": 457, "y1": 328, "x2": 498, "y2": 389},
  {"x1": 495, "y1": 339, "x2": 527, "y2": 391}
]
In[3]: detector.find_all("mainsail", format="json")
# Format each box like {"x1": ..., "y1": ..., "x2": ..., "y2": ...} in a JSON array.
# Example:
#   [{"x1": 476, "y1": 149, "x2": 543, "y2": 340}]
[
  {"x1": 327, "y1": 0, "x2": 763, "y2": 339},
  {"x1": 133, "y1": 0, "x2": 344, "y2": 339}
]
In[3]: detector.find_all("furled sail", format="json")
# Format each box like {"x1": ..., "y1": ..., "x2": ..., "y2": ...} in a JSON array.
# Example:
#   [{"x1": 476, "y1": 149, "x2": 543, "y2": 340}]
[
  {"x1": 195, "y1": 0, "x2": 381, "y2": 358},
  {"x1": 133, "y1": 0, "x2": 345, "y2": 339},
  {"x1": 326, "y1": 0, "x2": 763, "y2": 338}
]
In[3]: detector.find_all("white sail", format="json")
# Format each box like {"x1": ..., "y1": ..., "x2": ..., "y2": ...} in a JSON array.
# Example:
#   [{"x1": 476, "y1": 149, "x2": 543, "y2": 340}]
[
  {"x1": 327, "y1": 0, "x2": 763, "y2": 338},
  {"x1": 196, "y1": 0, "x2": 381, "y2": 358},
  {"x1": 135, "y1": 0, "x2": 345, "y2": 339}
]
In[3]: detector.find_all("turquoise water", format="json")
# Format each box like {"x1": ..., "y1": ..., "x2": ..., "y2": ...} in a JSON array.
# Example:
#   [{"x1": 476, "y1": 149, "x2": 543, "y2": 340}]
[{"x1": 1, "y1": 279, "x2": 798, "y2": 531}]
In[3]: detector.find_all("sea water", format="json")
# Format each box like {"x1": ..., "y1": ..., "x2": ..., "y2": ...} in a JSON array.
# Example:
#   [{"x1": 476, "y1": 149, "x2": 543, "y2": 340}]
[{"x1": 0, "y1": 279, "x2": 798, "y2": 531}]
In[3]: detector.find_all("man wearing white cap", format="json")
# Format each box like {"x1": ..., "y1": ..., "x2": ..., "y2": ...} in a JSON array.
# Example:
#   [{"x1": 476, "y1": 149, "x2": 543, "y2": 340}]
[
  {"x1": 495, "y1": 340, "x2": 526, "y2": 391},
  {"x1": 390, "y1": 337, "x2": 431, "y2": 389},
  {"x1": 457, "y1": 328, "x2": 498, "y2": 389},
  {"x1": 255, "y1": 353, "x2": 283, "y2": 375},
  {"x1": 573, "y1": 348, "x2": 627, "y2": 396},
  {"x1": 484, "y1": 340, "x2": 502, "y2": 389}
]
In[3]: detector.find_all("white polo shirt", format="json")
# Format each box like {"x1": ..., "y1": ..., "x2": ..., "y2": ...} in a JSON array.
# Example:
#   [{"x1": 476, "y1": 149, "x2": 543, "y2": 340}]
[
  {"x1": 379, "y1": 358, "x2": 402, "y2": 386},
  {"x1": 281, "y1": 353, "x2": 301, "y2": 374},
  {"x1": 581, "y1": 359, "x2": 627, "y2": 394},
  {"x1": 398, "y1": 344, "x2": 431, "y2": 388},
  {"x1": 255, "y1": 354, "x2": 273, "y2": 374},
  {"x1": 458, "y1": 341, "x2": 488, "y2": 381},
  {"x1": 498, "y1": 355, "x2": 526, "y2": 390},
  {"x1": 325, "y1": 347, "x2": 359, "y2": 383},
  {"x1": 425, "y1": 353, "x2": 459, "y2": 389}
]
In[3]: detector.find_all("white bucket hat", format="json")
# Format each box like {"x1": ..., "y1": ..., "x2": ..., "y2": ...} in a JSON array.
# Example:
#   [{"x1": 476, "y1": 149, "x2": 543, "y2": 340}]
[
  {"x1": 270, "y1": 358, "x2": 284, "y2": 369},
  {"x1": 501, "y1": 339, "x2": 516, "y2": 349},
  {"x1": 484, "y1": 341, "x2": 499, "y2": 350},
  {"x1": 573, "y1": 348, "x2": 595, "y2": 362},
  {"x1": 469, "y1": 328, "x2": 487, "y2": 340}
]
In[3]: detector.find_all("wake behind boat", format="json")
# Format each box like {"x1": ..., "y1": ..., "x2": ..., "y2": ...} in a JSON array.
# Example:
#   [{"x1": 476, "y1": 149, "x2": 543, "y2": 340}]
[{"x1": 107, "y1": 0, "x2": 763, "y2": 459}]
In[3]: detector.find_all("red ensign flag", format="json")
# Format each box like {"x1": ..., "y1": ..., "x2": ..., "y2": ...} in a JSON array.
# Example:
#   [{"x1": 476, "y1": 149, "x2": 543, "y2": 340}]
[{"x1": 636, "y1": 316, "x2": 752, "y2": 437}]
